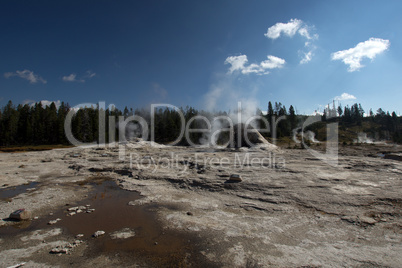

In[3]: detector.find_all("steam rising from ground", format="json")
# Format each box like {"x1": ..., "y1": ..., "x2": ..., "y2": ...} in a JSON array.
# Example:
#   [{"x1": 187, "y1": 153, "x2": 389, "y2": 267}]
[
  {"x1": 198, "y1": 100, "x2": 262, "y2": 147},
  {"x1": 201, "y1": 75, "x2": 264, "y2": 147},
  {"x1": 293, "y1": 130, "x2": 320, "y2": 143},
  {"x1": 354, "y1": 132, "x2": 374, "y2": 144},
  {"x1": 119, "y1": 122, "x2": 142, "y2": 141}
]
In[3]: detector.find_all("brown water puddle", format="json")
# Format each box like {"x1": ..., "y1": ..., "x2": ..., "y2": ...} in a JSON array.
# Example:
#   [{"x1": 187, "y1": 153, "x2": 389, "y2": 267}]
[
  {"x1": 0, "y1": 179, "x2": 214, "y2": 267},
  {"x1": 0, "y1": 181, "x2": 39, "y2": 201}
]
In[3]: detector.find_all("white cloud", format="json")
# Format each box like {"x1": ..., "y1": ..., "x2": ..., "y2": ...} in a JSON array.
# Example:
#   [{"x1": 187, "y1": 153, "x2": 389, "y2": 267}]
[
  {"x1": 62, "y1": 70, "x2": 96, "y2": 82},
  {"x1": 265, "y1": 19, "x2": 318, "y2": 64},
  {"x1": 334, "y1": 93, "x2": 356, "y2": 101},
  {"x1": 265, "y1": 19, "x2": 318, "y2": 41},
  {"x1": 4, "y1": 70, "x2": 47, "y2": 84},
  {"x1": 224, "y1": 55, "x2": 248, "y2": 73},
  {"x1": 300, "y1": 51, "x2": 313, "y2": 64},
  {"x1": 85, "y1": 70, "x2": 96, "y2": 78},
  {"x1": 265, "y1": 19, "x2": 303, "y2": 39},
  {"x1": 260, "y1": 55, "x2": 286, "y2": 69},
  {"x1": 62, "y1": 73, "x2": 82, "y2": 82},
  {"x1": 225, "y1": 54, "x2": 285, "y2": 75},
  {"x1": 331, "y1": 38, "x2": 390, "y2": 72}
]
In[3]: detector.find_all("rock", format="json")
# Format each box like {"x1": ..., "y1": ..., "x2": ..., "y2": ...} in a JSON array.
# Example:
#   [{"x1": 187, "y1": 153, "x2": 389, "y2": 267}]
[
  {"x1": 228, "y1": 174, "x2": 242, "y2": 182},
  {"x1": 68, "y1": 212, "x2": 76, "y2": 216},
  {"x1": 76, "y1": 209, "x2": 83, "y2": 213},
  {"x1": 186, "y1": 212, "x2": 193, "y2": 216},
  {"x1": 93, "y1": 230, "x2": 105, "y2": 237},
  {"x1": 50, "y1": 240, "x2": 83, "y2": 254},
  {"x1": 9, "y1": 209, "x2": 32, "y2": 220},
  {"x1": 68, "y1": 206, "x2": 79, "y2": 212},
  {"x1": 50, "y1": 247, "x2": 69, "y2": 254},
  {"x1": 76, "y1": 234, "x2": 84, "y2": 238},
  {"x1": 6, "y1": 262, "x2": 26, "y2": 268},
  {"x1": 48, "y1": 218, "x2": 61, "y2": 225},
  {"x1": 341, "y1": 215, "x2": 357, "y2": 224},
  {"x1": 359, "y1": 216, "x2": 377, "y2": 225},
  {"x1": 73, "y1": 240, "x2": 83, "y2": 246}
]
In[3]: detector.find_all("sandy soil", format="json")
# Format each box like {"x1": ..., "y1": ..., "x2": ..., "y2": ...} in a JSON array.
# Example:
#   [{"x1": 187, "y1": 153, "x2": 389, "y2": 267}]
[{"x1": 0, "y1": 142, "x2": 401, "y2": 267}]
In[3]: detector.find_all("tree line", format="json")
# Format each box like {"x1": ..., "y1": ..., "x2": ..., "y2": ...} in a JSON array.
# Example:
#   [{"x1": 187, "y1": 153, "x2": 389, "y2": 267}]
[{"x1": 0, "y1": 100, "x2": 401, "y2": 147}]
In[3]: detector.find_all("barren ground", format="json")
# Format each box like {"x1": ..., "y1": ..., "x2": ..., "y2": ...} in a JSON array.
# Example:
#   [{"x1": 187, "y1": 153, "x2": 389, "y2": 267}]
[{"x1": 0, "y1": 142, "x2": 401, "y2": 267}]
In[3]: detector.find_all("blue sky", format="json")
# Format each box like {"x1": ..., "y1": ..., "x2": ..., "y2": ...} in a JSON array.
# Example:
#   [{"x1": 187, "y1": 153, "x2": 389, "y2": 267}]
[{"x1": 1, "y1": 0, "x2": 401, "y2": 115}]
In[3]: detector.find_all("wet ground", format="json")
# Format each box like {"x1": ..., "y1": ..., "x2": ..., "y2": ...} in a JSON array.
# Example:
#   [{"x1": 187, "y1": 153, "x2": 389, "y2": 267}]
[
  {"x1": 0, "y1": 181, "x2": 39, "y2": 201},
  {"x1": 0, "y1": 178, "x2": 213, "y2": 267}
]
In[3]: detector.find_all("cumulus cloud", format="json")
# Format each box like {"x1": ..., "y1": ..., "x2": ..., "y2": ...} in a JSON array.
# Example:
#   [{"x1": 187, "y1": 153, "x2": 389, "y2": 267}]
[
  {"x1": 225, "y1": 55, "x2": 248, "y2": 73},
  {"x1": 225, "y1": 54, "x2": 285, "y2": 75},
  {"x1": 331, "y1": 38, "x2": 390, "y2": 72},
  {"x1": 265, "y1": 18, "x2": 318, "y2": 64},
  {"x1": 62, "y1": 70, "x2": 96, "y2": 82},
  {"x1": 261, "y1": 55, "x2": 286, "y2": 69},
  {"x1": 265, "y1": 19, "x2": 303, "y2": 39},
  {"x1": 265, "y1": 18, "x2": 318, "y2": 41},
  {"x1": 334, "y1": 93, "x2": 356, "y2": 101},
  {"x1": 4, "y1": 70, "x2": 47, "y2": 84}
]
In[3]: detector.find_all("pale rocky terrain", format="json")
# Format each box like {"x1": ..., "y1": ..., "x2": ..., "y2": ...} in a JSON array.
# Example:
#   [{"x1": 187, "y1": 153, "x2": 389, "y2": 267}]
[{"x1": 0, "y1": 142, "x2": 401, "y2": 267}]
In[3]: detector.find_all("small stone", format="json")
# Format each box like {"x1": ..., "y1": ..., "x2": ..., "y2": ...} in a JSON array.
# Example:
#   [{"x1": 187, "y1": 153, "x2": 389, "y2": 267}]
[
  {"x1": 68, "y1": 212, "x2": 76, "y2": 216},
  {"x1": 228, "y1": 174, "x2": 242, "y2": 182},
  {"x1": 76, "y1": 209, "x2": 83, "y2": 213},
  {"x1": 93, "y1": 230, "x2": 105, "y2": 237},
  {"x1": 34, "y1": 216, "x2": 39, "y2": 220},
  {"x1": 49, "y1": 212, "x2": 53, "y2": 216},
  {"x1": 68, "y1": 206, "x2": 79, "y2": 212},
  {"x1": 73, "y1": 240, "x2": 82, "y2": 245},
  {"x1": 9, "y1": 209, "x2": 32, "y2": 220},
  {"x1": 50, "y1": 247, "x2": 69, "y2": 254},
  {"x1": 85, "y1": 204, "x2": 90, "y2": 207},
  {"x1": 48, "y1": 218, "x2": 61, "y2": 225},
  {"x1": 186, "y1": 212, "x2": 193, "y2": 216},
  {"x1": 359, "y1": 216, "x2": 377, "y2": 225},
  {"x1": 76, "y1": 234, "x2": 84, "y2": 238},
  {"x1": 154, "y1": 242, "x2": 158, "y2": 245}
]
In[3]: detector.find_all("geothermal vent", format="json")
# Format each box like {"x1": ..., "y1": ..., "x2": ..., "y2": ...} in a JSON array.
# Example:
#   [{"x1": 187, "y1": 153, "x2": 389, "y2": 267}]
[{"x1": 231, "y1": 123, "x2": 274, "y2": 148}]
